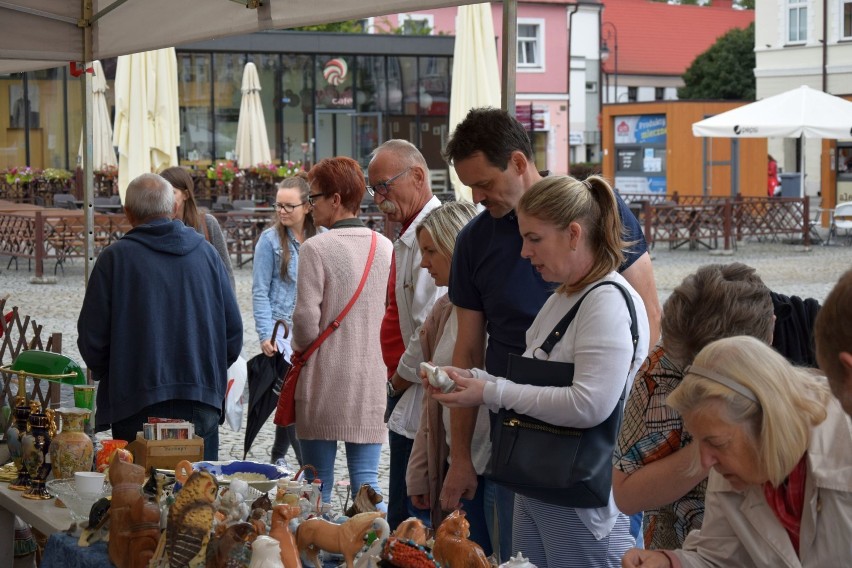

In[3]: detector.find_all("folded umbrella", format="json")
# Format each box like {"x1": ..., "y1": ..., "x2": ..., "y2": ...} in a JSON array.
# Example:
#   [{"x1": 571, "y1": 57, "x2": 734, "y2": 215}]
[{"x1": 243, "y1": 321, "x2": 290, "y2": 460}]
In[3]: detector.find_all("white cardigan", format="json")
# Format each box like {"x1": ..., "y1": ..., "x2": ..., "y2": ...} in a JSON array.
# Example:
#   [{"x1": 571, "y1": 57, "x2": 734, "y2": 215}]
[{"x1": 474, "y1": 272, "x2": 650, "y2": 539}]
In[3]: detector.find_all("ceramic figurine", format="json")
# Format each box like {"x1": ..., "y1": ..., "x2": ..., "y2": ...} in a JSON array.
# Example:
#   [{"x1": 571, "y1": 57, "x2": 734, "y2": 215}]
[
  {"x1": 432, "y1": 510, "x2": 490, "y2": 568},
  {"x1": 165, "y1": 468, "x2": 219, "y2": 568},
  {"x1": 344, "y1": 483, "x2": 383, "y2": 518},
  {"x1": 205, "y1": 521, "x2": 257, "y2": 568},
  {"x1": 498, "y1": 552, "x2": 538, "y2": 568},
  {"x1": 108, "y1": 455, "x2": 161, "y2": 568},
  {"x1": 379, "y1": 537, "x2": 439, "y2": 568},
  {"x1": 250, "y1": 508, "x2": 268, "y2": 536},
  {"x1": 248, "y1": 536, "x2": 285, "y2": 568},
  {"x1": 394, "y1": 518, "x2": 429, "y2": 547},
  {"x1": 251, "y1": 492, "x2": 273, "y2": 514},
  {"x1": 96, "y1": 438, "x2": 130, "y2": 473},
  {"x1": 22, "y1": 406, "x2": 55, "y2": 500},
  {"x1": 420, "y1": 362, "x2": 455, "y2": 394},
  {"x1": 296, "y1": 511, "x2": 383, "y2": 568},
  {"x1": 49, "y1": 407, "x2": 94, "y2": 483},
  {"x1": 353, "y1": 516, "x2": 390, "y2": 568},
  {"x1": 269, "y1": 504, "x2": 302, "y2": 568}
]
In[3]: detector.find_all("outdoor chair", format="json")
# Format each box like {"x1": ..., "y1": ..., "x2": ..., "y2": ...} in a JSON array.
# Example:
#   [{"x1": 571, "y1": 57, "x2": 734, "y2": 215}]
[
  {"x1": 93, "y1": 197, "x2": 113, "y2": 213},
  {"x1": 52, "y1": 194, "x2": 78, "y2": 210},
  {"x1": 213, "y1": 195, "x2": 232, "y2": 211},
  {"x1": 827, "y1": 202, "x2": 852, "y2": 245},
  {"x1": 232, "y1": 199, "x2": 256, "y2": 210}
]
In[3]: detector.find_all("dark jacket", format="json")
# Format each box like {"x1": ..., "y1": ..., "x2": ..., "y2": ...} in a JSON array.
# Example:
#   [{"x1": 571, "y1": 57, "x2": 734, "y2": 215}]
[{"x1": 78, "y1": 217, "x2": 243, "y2": 430}]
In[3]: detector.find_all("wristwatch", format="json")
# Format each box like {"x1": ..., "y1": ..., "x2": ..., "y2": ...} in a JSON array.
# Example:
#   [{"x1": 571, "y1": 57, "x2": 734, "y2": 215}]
[{"x1": 387, "y1": 379, "x2": 403, "y2": 398}]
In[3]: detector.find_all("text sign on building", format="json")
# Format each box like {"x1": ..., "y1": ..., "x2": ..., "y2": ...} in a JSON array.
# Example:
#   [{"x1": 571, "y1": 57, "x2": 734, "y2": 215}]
[
  {"x1": 516, "y1": 104, "x2": 549, "y2": 131},
  {"x1": 614, "y1": 115, "x2": 667, "y2": 145}
]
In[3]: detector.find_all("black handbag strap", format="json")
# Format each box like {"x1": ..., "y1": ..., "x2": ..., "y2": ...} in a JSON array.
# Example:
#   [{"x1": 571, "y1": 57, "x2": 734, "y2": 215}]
[{"x1": 538, "y1": 281, "x2": 639, "y2": 360}]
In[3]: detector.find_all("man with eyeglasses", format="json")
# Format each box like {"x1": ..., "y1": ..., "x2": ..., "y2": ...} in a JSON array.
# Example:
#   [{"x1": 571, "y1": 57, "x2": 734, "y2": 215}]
[{"x1": 367, "y1": 139, "x2": 445, "y2": 530}]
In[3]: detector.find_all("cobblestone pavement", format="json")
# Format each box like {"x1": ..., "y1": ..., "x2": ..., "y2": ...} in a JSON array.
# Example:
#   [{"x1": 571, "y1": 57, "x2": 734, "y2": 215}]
[{"x1": 2, "y1": 233, "x2": 850, "y2": 512}]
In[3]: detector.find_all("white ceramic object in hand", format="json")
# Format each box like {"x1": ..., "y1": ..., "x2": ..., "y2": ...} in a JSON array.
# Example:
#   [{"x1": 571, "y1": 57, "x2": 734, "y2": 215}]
[
  {"x1": 499, "y1": 552, "x2": 538, "y2": 568},
  {"x1": 248, "y1": 535, "x2": 285, "y2": 568},
  {"x1": 420, "y1": 362, "x2": 456, "y2": 394}
]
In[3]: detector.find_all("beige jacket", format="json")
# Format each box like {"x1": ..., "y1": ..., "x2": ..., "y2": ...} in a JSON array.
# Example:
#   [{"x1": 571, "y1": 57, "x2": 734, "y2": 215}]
[{"x1": 671, "y1": 397, "x2": 852, "y2": 568}]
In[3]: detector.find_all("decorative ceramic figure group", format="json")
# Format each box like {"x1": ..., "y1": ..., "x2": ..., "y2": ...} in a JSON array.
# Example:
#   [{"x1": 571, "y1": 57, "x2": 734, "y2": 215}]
[
  {"x1": 22, "y1": 405, "x2": 56, "y2": 500},
  {"x1": 353, "y1": 516, "x2": 391, "y2": 568}
]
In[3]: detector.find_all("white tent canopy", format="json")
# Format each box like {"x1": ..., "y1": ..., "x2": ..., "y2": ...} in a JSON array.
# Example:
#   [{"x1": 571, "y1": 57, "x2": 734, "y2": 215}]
[
  {"x1": 692, "y1": 85, "x2": 852, "y2": 140},
  {"x1": 235, "y1": 62, "x2": 272, "y2": 168},
  {"x1": 692, "y1": 85, "x2": 852, "y2": 198}
]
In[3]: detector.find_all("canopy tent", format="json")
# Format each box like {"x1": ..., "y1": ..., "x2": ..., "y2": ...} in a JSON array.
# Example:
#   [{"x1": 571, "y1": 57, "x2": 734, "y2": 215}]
[
  {"x1": 448, "y1": 3, "x2": 501, "y2": 203},
  {"x1": 113, "y1": 48, "x2": 180, "y2": 203},
  {"x1": 235, "y1": 62, "x2": 272, "y2": 168},
  {"x1": 0, "y1": 0, "x2": 518, "y2": 279},
  {"x1": 693, "y1": 85, "x2": 852, "y2": 197}
]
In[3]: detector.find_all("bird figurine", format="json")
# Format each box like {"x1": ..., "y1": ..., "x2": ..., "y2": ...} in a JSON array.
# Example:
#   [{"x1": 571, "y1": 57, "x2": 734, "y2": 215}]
[{"x1": 165, "y1": 469, "x2": 219, "y2": 568}]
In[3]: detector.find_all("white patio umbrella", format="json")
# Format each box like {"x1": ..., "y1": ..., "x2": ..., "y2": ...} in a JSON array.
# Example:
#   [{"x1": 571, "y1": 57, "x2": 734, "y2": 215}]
[
  {"x1": 693, "y1": 85, "x2": 852, "y2": 196},
  {"x1": 113, "y1": 47, "x2": 180, "y2": 202},
  {"x1": 448, "y1": 3, "x2": 501, "y2": 202},
  {"x1": 235, "y1": 62, "x2": 271, "y2": 168},
  {"x1": 77, "y1": 61, "x2": 116, "y2": 170}
]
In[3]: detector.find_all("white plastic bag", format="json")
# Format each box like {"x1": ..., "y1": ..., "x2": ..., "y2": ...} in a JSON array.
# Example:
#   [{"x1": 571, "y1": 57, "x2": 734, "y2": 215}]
[{"x1": 225, "y1": 355, "x2": 248, "y2": 431}]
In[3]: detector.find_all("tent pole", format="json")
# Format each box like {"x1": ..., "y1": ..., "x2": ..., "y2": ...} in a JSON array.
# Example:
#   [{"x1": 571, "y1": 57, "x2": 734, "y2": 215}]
[
  {"x1": 501, "y1": 0, "x2": 517, "y2": 115},
  {"x1": 800, "y1": 136, "x2": 806, "y2": 198},
  {"x1": 81, "y1": 1, "x2": 95, "y2": 284}
]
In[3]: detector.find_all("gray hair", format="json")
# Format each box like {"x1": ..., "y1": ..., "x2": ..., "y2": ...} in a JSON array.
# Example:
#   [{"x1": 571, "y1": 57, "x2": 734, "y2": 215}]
[
  {"x1": 125, "y1": 173, "x2": 175, "y2": 221},
  {"x1": 371, "y1": 139, "x2": 430, "y2": 175}
]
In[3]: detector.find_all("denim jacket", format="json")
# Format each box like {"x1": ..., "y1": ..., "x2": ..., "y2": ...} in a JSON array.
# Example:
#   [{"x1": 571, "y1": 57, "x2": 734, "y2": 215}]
[{"x1": 252, "y1": 226, "x2": 299, "y2": 342}]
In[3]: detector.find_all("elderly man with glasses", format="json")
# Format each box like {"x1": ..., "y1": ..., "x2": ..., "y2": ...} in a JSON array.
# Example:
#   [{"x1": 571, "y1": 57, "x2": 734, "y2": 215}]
[{"x1": 367, "y1": 139, "x2": 447, "y2": 530}]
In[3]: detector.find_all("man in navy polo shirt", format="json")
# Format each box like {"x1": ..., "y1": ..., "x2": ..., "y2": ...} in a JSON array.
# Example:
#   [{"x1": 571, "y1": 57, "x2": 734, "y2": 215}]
[{"x1": 441, "y1": 108, "x2": 662, "y2": 560}]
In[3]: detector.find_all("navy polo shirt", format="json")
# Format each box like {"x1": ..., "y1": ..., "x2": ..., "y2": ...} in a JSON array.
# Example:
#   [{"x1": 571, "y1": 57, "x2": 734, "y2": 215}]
[{"x1": 448, "y1": 192, "x2": 647, "y2": 377}]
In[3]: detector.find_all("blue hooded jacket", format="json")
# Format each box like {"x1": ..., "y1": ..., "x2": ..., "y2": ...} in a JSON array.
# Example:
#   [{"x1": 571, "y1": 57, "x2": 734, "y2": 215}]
[{"x1": 77, "y1": 217, "x2": 243, "y2": 431}]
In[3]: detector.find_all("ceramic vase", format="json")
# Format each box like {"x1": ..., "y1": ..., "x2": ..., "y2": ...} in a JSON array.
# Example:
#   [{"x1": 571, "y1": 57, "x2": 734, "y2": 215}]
[
  {"x1": 22, "y1": 408, "x2": 55, "y2": 500},
  {"x1": 6, "y1": 397, "x2": 32, "y2": 490},
  {"x1": 96, "y1": 439, "x2": 129, "y2": 473},
  {"x1": 49, "y1": 408, "x2": 94, "y2": 482}
]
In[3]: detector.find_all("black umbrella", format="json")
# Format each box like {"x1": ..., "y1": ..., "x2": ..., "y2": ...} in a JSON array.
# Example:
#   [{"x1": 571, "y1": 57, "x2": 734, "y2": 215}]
[{"x1": 243, "y1": 321, "x2": 290, "y2": 460}]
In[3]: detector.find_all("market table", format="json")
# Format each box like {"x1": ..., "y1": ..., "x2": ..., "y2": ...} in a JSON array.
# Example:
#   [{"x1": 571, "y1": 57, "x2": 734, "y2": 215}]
[{"x1": 0, "y1": 482, "x2": 72, "y2": 559}]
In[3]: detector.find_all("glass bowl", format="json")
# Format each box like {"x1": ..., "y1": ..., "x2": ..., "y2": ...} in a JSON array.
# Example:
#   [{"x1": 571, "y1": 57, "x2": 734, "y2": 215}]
[
  {"x1": 46, "y1": 477, "x2": 112, "y2": 522},
  {"x1": 192, "y1": 460, "x2": 290, "y2": 493}
]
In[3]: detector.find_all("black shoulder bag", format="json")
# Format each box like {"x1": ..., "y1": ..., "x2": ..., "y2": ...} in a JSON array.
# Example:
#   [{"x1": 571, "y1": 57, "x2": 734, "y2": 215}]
[{"x1": 485, "y1": 281, "x2": 639, "y2": 508}]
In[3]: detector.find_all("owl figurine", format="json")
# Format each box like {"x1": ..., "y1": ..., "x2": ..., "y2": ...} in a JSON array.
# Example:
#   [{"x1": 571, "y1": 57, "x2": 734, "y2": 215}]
[{"x1": 166, "y1": 469, "x2": 219, "y2": 568}]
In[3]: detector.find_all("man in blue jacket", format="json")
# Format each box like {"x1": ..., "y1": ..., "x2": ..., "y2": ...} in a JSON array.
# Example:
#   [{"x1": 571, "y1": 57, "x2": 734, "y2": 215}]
[{"x1": 78, "y1": 173, "x2": 242, "y2": 460}]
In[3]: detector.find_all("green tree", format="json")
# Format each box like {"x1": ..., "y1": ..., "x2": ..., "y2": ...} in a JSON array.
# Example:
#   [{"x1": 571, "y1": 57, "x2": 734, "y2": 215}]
[{"x1": 678, "y1": 22, "x2": 755, "y2": 100}]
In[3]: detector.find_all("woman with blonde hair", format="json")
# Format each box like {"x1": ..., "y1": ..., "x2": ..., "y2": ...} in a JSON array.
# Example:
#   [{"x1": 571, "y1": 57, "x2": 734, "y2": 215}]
[
  {"x1": 622, "y1": 335, "x2": 851, "y2": 568},
  {"x1": 404, "y1": 201, "x2": 484, "y2": 540},
  {"x1": 160, "y1": 166, "x2": 234, "y2": 290},
  {"x1": 432, "y1": 175, "x2": 650, "y2": 567},
  {"x1": 252, "y1": 173, "x2": 317, "y2": 465}
]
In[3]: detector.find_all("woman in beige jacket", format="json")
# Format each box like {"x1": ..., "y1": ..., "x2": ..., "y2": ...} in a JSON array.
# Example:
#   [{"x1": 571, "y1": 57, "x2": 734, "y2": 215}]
[{"x1": 622, "y1": 336, "x2": 852, "y2": 568}]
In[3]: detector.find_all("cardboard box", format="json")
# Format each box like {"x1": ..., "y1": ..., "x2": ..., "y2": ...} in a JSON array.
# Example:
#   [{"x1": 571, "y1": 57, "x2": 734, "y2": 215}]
[{"x1": 128, "y1": 434, "x2": 204, "y2": 470}]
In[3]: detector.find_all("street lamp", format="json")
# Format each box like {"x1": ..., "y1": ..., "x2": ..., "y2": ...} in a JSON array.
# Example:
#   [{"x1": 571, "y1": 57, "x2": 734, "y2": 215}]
[{"x1": 600, "y1": 21, "x2": 618, "y2": 104}]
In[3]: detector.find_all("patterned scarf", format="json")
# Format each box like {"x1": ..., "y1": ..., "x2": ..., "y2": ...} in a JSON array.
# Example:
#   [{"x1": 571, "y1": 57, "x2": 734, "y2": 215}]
[{"x1": 763, "y1": 453, "x2": 808, "y2": 555}]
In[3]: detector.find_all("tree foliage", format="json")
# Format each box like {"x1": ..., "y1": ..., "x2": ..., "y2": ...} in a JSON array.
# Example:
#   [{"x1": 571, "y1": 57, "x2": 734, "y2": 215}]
[{"x1": 678, "y1": 22, "x2": 755, "y2": 100}]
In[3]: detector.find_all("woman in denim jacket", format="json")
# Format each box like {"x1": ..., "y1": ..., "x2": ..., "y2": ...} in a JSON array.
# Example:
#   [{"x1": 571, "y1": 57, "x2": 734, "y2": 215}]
[{"x1": 252, "y1": 173, "x2": 317, "y2": 465}]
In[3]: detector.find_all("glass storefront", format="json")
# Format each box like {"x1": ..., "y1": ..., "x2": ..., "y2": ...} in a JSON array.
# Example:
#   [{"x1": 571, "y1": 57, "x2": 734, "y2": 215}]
[{"x1": 0, "y1": 32, "x2": 454, "y2": 175}]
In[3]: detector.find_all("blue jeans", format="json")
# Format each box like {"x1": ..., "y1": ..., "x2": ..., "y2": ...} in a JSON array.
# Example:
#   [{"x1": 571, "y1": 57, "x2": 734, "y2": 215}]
[
  {"x1": 630, "y1": 512, "x2": 644, "y2": 548},
  {"x1": 484, "y1": 479, "x2": 515, "y2": 562},
  {"x1": 110, "y1": 400, "x2": 220, "y2": 461},
  {"x1": 460, "y1": 476, "x2": 493, "y2": 557},
  {"x1": 271, "y1": 424, "x2": 302, "y2": 466},
  {"x1": 389, "y1": 430, "x2": 427, "y2": 529},
  {"x1": 299, "y1": 438, "x2": 385, "y2": 509}
]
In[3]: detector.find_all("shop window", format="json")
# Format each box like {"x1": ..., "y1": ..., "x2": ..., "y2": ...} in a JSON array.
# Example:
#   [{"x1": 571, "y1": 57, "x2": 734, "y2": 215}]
[
  {"x1": 787, "y1": 0, "x2": 807, "y2": 43},
  {"x1": 398, "y1": 13, "x2": 433, "y2": 35},
  {"x1": 518, "y1": 19, "x2": 545, "y2": 70},
  {"x1": 627, "y1": 86, "x2": 638, "y2": 102},
  {"x1": 844, "y1": 0, "x2": 852, "y2": 40}
]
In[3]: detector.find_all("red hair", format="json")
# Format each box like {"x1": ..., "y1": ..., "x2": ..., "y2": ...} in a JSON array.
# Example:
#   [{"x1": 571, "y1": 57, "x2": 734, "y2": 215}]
[{"x1": 308, "y1": 157, "x2": 365, "y2": 214}]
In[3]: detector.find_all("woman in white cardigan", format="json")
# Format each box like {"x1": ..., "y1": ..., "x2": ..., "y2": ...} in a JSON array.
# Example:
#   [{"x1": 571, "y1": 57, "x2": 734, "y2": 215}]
[
  {"x1": 622, "y1": 336, "x2": 851, "y2": 568},
  {"x1": 432, "y1": 175, "x2": 649, "y2": 567},
  {"x1": 291, "y1": 156, "x2": 392, "y2": 507}
]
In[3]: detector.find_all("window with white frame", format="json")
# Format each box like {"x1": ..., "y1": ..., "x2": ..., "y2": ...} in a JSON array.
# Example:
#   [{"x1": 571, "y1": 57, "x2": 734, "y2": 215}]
[
  {"x1": 398, "y1": 13, "x2": 434, "y2": 35},
  {"x1": 844, "y1": 0, "x2": 852, "y2": 39},
  {"x1": 517, "y1": 19, "x2": 545, "y2": 70},
  {"x1": 787, "y1": 0, "x2": 807, "y2": 43}
]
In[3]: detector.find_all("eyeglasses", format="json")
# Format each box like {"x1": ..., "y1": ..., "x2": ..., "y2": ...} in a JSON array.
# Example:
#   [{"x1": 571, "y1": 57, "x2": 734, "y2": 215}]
[
  {"x1": 366, "y1": 167, "x2": 411, "y2": 197},
  {"x1": 307, "y1": 192, "x2": 325, "y2": 206},
  {"x1": 273, "y1": 202, "x2": 307, "y2": 213}
]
